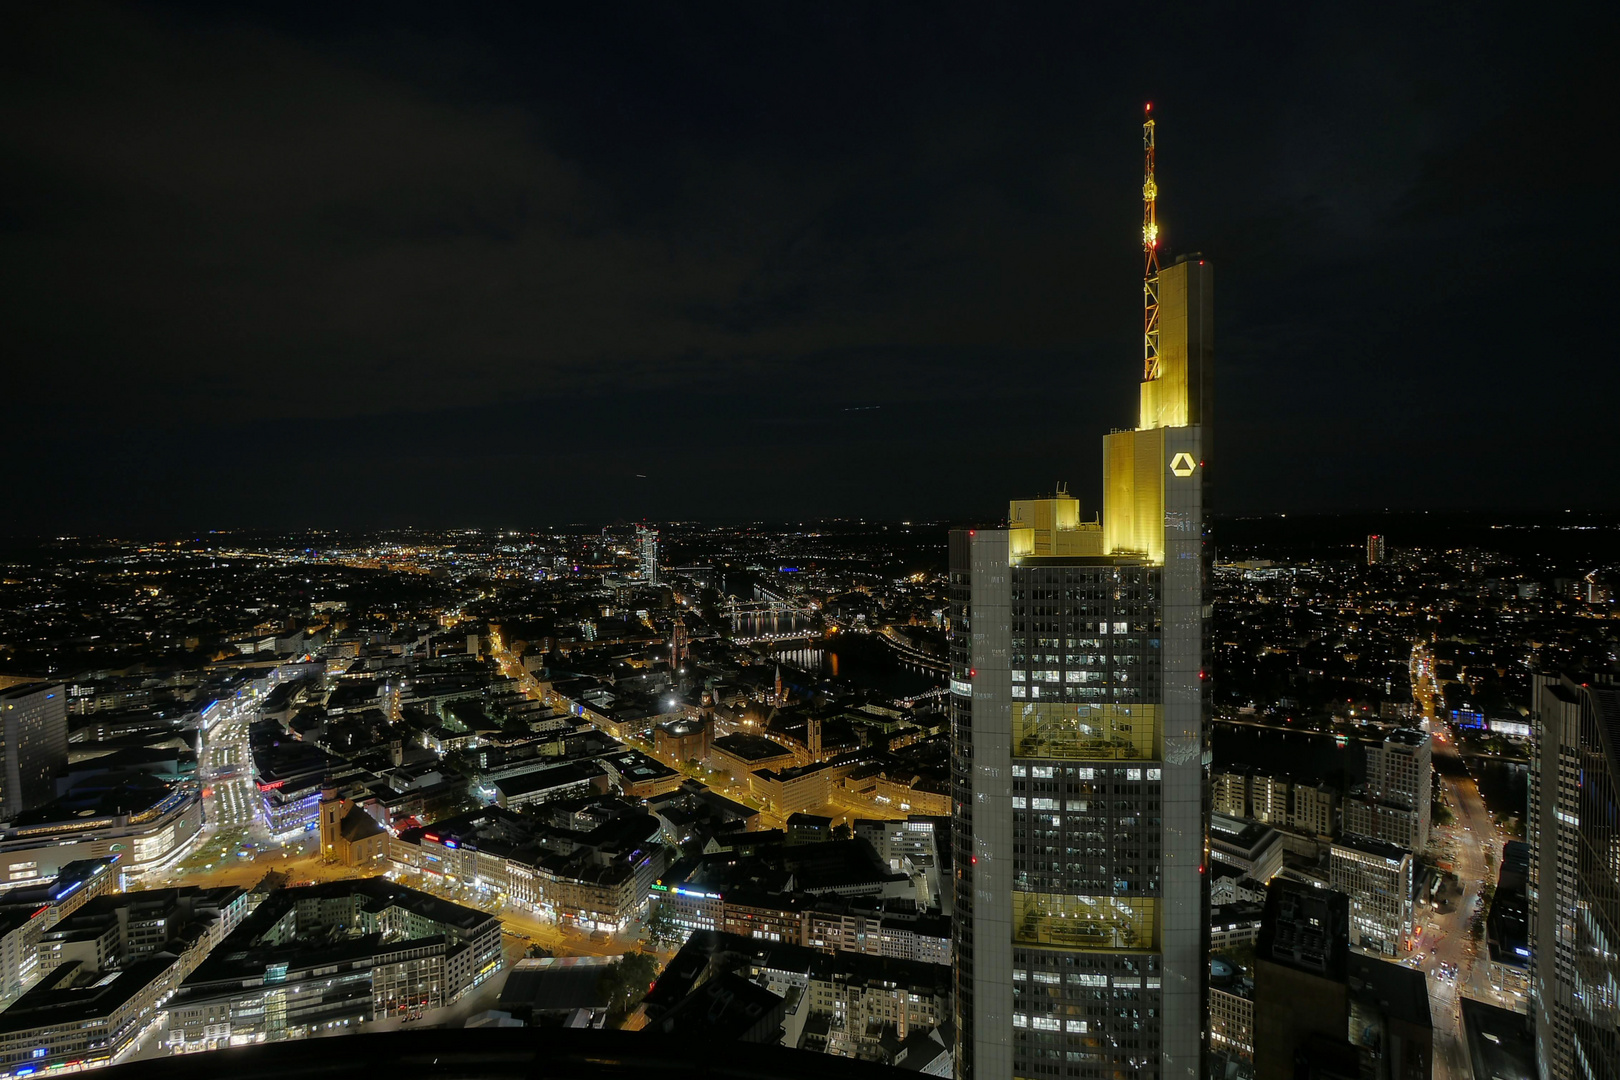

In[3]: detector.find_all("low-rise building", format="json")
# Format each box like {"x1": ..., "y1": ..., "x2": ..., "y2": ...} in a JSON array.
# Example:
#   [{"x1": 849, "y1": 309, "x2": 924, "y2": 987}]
[
  {"x1": 1209, "y1": 902, "x2": 1265, "y2": 951},
  {"x1": 802, "y1": 901, "x2": 951, "y2": 965},
  {"x1": 0, "y1": 958, "x2": 174, "y2": 1075},
  {"x1": 597, "y1": 750, "x2": 683, "y2": 800},
  {"x1": 394, "y1": 801, "x2": 666, "y2": 933},
  {"x1": 646, "y1": 930, "x2": 952, "y2": 1064},
  {"x1": 166, "y1": 879, "x2": 502, "y2": 1050},
  {"x1": 0, "y1": 783, "x2": 201, "y2": 888},
  {"x1": 39, "y1": 885, "x2": 248, "y2": 989},
  {"x1": 654, "y1": 717, "x2": 711, "y2": 764},
  {"x1": 317, "y1": 791, "x2": 389, "y2": 869},
  {"x1": 252, "y1": 726, "x2": 345, "y2": 836},
  {"x1": 1210, "y1": 814, "x2": 1284, "y2": 883},
  {"x1": 709, "y1": 734, "x2": 797, "y2": 782},
  {"x1": 488, "y1": 760, "x2": 608, "y2": 810},
  {"x1": 0, "y1": 859, "x2": 120, "y2": 1007},
  {"x1": 810, "y1": 953, "x2": 950, "y2": 1058}
]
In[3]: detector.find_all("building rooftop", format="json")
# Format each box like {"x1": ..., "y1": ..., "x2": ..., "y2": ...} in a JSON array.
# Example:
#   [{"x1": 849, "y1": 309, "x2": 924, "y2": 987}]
[
  {"x1": 1332, "y1": 834, "x2": 1410, "y2": 863},
  {"x1": 1258, "y1": 879, "x2": 1350, "y2": 981},
  {"x1": 182, "y1": 879, "x2": 494, "y2": 986},
  {"x1": 648, "y1": 971, "x2": 784, "y2": 1042},
  {"x1": 711, "y1": 733, "x2": 795, "y2": 763},
  {"x1": 1209, "y1": 813, "x2": 1279, "y2": 858},
  {"x1": 1346, "y1": 953, "x2": 1431, "y2": 1030},
  {"x1": 493, "y1": 760, "x2": 606, "y2": 798},
  {"x1": 1460, "y1": 996, "x2": 1534, "y2": 1080},
  {"x1": 0, "y1": 958, "x2": 174, "y2": 1034},
  {"x1": 0, "y1": 858, "x2": 117, "y2": 908},
  {"x1": 499, "y1": 956, "x2": 614, "y2": 1015}
]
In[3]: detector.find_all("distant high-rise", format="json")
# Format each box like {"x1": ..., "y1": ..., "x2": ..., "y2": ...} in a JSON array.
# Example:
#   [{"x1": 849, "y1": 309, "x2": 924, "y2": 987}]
[
  {"x1": 670, "y1": 615, "x2": 689, "y2": 668},
  {"x1": 1529, "y1": 673, "x2": 1620, "y2": 1080},
  {"x1": 637, "y1": 526, "x2": 660, "y2": 585},
  {"x1": 948, "y1": 106, "x2": 1210, "y2": 1080},
  {"x1": 1367, "y1": 535, "x2": 1386, "y2": 565},
  {"x1": 0, "y1": 683, "x2": 68, "y2": 819},
  {"x1": 1342, "y1": 728, "x2": 1431, "y2": 851}
]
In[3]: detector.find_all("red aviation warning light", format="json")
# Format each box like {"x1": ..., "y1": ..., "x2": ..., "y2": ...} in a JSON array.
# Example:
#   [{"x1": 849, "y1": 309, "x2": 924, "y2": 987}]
[{"x1": 1142, "y1": 104, "x2": 1161, "y2": 382}]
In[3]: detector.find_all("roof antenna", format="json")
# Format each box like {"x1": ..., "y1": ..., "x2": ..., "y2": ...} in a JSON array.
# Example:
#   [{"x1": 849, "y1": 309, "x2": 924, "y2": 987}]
[{"x1": 1143, "y1": 103, "x2": 1161, "y2": 383}]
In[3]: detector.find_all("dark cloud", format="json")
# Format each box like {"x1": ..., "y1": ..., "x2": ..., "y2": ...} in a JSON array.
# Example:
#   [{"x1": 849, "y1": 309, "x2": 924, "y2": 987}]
[{"x1": 0, "y1": 1, "x2": 1612, "y2": 533}]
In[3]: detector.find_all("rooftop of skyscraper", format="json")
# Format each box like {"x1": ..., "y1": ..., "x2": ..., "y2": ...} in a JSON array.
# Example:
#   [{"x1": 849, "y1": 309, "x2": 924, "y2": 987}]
[{"x1": 1258, "y1": 879, "x2": 1350, "y2": 981}]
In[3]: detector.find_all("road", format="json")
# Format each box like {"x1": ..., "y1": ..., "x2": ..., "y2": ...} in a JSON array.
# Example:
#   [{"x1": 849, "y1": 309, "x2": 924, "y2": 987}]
[
  {"x1": 487, "y1": 629, "x2": 547, "y2": 701},
  {"x1": 1411, "y1": 643, "x2": 1514, "y2": 1080},
  {"x1": 149, "y1": 697, "x2": 273, "y2": 885}
]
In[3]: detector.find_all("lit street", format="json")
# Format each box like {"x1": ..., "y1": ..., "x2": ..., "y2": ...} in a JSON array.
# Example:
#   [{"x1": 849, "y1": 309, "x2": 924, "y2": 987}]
[{"x1": 1412, "y1": 644, "x2": 1513, "y2": 1080}]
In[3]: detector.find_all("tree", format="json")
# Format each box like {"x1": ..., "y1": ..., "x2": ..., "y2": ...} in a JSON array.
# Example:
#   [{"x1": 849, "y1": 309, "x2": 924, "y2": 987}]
[
  {"x1": 645, "y1": 901, "x2": 682, "y2": 948},
  {"x1": 598, "y1": 951, "x2": 661, "y2": 1016}
]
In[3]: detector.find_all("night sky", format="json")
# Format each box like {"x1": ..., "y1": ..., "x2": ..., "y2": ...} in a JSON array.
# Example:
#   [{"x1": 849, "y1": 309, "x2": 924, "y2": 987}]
[{"x1": 3, "y1": 3, "x2": 1614, "y2": 533}]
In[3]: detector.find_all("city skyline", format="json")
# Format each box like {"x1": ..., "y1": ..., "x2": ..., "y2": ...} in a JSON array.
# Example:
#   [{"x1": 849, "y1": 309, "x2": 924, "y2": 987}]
[
  {"x1": 0, "y1": 8, "x2": 1609, "y2": 1080},
  {"x1": 0, "y1": 488, "x2": 1607, "y2": 1077},
  {"x1": 2, "y1": 4, "x2": 1614, "y2": 534}
]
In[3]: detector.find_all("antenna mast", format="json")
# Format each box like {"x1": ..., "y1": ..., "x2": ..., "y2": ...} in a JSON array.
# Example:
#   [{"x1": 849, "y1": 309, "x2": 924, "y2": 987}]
[{"x1": 1142, "y1": 103, "x2": 1161, "y2": 382}]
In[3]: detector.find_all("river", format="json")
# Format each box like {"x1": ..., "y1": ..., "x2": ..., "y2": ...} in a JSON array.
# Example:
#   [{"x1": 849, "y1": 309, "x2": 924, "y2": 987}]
[
  {"x1": 767, "y1": 634, "x2": 942, "y2": 700},
  {"x1": 1211, "y1": 723, "x2": 1370, "y2": 788},
  {"x1": 1472, "y1": 758, "x2": 1527, "y2": 821}
]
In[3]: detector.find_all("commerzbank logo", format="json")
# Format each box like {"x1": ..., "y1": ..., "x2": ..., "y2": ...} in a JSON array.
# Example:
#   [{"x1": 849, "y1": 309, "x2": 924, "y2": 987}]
[{"x1": 1170, "y1": 452, "x2": 1197, "y2": 477}]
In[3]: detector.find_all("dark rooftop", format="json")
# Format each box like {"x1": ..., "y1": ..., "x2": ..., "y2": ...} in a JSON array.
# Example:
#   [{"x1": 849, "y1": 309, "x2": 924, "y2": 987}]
[
  {"x1": 0, "y1": 958, "x2": 174, "y2": 1034},
  {"x1": 1347, "y1": 953, "x2": 1431, "y2": 1030},
  {"x1": 1258, "y1": 878, "x2": 1350, "y2": 981},
  {"x1": 711, "y1": 733, "x2": 795, "y2": 763},
  {"x1": 499, "y1": 956, "x2": 614, "y2": 1015}
]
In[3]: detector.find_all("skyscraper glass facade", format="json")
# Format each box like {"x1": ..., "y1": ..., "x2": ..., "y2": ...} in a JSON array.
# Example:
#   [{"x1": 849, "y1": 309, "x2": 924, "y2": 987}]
[{"x1": 951, "y1": 255, "x2": 1211, "y2": 1080}]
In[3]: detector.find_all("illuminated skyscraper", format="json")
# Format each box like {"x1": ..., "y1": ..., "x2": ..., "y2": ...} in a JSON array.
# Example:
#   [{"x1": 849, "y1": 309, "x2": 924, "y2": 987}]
[
  {"x1": 637, "y1": 526, "x2": 660, "y2": 585},
  {"x1": 1529, "y1": 673, "x2": 1620, "y2": 1080},
  {"x1": 1342, "y1": 728, "x2": 1431, "y2": 851},
  {"x1": 949, "y1": 108, "x2": 1211, "y2": 1080},
  {"x1": 0, "y1": 682, "x2": 68, "y2": 819},
  {"x1": 1367, "y1": 535, "x2": 1386, "y2": 565}
]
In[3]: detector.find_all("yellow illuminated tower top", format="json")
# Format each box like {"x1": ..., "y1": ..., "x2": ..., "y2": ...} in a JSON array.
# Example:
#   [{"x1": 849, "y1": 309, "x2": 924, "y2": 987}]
[
  {"x1": 1008, "y1": 106, "x2": 1211, "y2": 565},
  {"x1": 1137, "y1": 104, "x2": 1212, "y2": 433},
  {"x1": 1108, "y1": 105, "x2": 1213, "y2": 559}
]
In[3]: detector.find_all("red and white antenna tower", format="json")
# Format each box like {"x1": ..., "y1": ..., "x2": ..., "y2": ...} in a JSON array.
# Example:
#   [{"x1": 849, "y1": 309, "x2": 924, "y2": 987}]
[{"x1": 1142, "y1": 103, "x2": 1161, "y2": 382}]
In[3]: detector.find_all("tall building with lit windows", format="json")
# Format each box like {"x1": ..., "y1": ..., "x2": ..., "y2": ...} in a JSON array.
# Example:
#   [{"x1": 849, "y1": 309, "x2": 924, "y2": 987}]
[
  {"x1": 637, "y1": 526, "x2": 660, "y2": 585},
  {"x1": 1528, "y1": 673, "x2": 1620, "y2": 1080},
  {"x1": 948, "y1": 109, "x2": 1211, "y2": 1080},
  {"x1": 0, "y1": 682, "x2": 68, "y2": 820}
]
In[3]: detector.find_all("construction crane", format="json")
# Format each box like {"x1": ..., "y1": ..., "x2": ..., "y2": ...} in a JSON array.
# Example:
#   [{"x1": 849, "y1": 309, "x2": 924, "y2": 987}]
[{"x1": 1142, "y1": 103, "x2": 1161, "y2": 383}]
